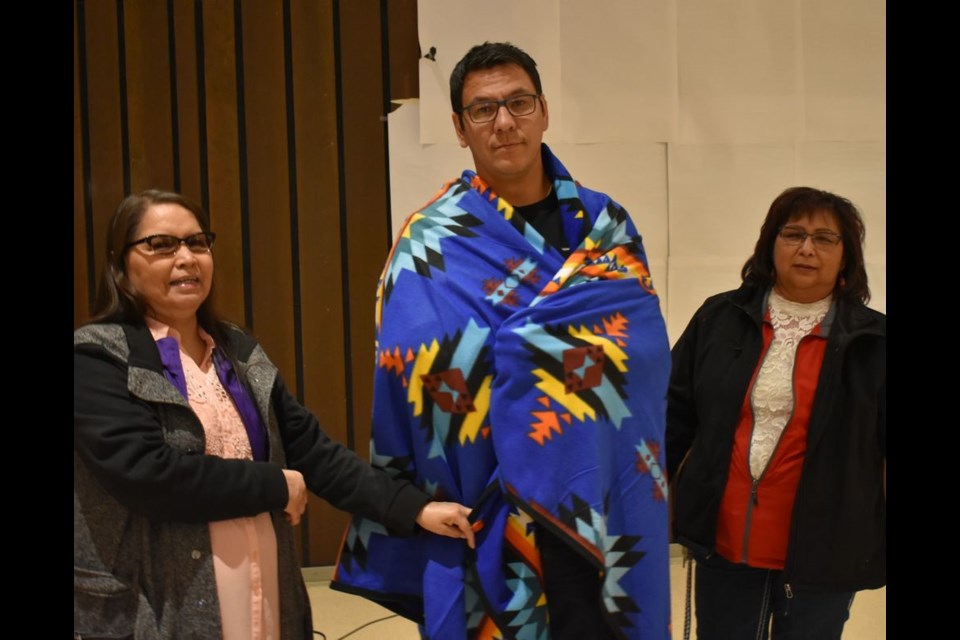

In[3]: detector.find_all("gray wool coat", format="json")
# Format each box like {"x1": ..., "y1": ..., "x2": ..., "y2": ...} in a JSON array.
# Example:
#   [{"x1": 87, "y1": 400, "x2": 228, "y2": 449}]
[{"x1": 74, "y1": 322, "x2": 429, "y2": 639}]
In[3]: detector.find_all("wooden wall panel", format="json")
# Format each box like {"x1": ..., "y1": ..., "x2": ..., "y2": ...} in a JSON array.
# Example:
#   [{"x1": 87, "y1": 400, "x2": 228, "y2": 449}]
[
  {"x1": 171, "y1": 0, "x2": 203, "y2": 202},
  {"x1": 123, "y1": 0, "x2": 175, "y2": 192},
  {"x1": 200, "y1": 0, "x2": 246, "y2": 326},
  {"x1": 240, "y1": 1, "x2": 297, "y2": 390},
  {"x1": 83, "y1": 0, "x2": 126, "y2": 294},
  {"x1": 290, "y1": 0, "x2": 349, "y2": 566},
  {"x1": 386, "y1": 0, "x2": 420, "y2": 103},
  {"x1": 339, "y1": 0, "x2": 390, "y2": 464},
  {"x1": 75, "y1": 0, "x2": 90, "y2": 326},
  {"x1": 75, "y1": 0, "x2": 414, "y2": 568}
]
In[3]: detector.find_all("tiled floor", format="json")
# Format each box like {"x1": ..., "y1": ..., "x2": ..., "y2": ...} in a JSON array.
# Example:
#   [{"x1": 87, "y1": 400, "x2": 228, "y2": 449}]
[{"x1": 304, "y1": 555, "x2": 885, "y2": 639}]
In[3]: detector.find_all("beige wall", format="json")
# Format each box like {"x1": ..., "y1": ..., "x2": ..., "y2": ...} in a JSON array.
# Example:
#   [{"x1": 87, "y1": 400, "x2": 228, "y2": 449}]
[{"x1": 392, "y1": 0, "x2": 886, "y2": 343}]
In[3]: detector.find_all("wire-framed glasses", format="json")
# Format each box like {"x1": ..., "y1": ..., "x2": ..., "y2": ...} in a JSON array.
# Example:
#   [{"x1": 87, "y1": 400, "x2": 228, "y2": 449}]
[
  {"x1": 778, "y1": 226, "x2": 841, "y2": 249},
  {"x1": 461, "y1": 94, "x2": 541, "y2": 123},
  {"x1": 125, "y1": 232, "x2": 216, "y2": 255}
]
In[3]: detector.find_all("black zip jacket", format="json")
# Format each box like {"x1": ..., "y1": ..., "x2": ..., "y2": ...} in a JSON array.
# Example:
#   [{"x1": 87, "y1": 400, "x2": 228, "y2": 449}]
[{"x1": 666, "y1": 282, "x2": 885, "y2": 592}]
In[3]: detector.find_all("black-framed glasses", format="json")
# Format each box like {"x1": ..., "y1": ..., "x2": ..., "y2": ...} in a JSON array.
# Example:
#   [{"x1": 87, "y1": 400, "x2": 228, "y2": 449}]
[
  {"x1": 125, "y1": 232, "x2": 216, "y2": 255},
  {"x1": 778, "y1": 226, "x2": 841, "y2": 249},
  {"x1": 461, "y1": 94, "x2": 541, "y2": 123}
]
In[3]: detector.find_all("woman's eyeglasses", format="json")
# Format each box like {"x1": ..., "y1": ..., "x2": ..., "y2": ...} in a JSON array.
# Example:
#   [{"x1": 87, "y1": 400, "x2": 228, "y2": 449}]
[
  {"x1": 125, "y1": 232, "x2": 216, "y2": 255},
  {"x1": 778, "y1": 226, "x2": 841, "y2": 249}
]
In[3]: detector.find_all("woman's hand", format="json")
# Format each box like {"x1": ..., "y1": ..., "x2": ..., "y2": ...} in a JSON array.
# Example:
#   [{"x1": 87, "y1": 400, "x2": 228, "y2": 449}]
[
  {"x1": 416, "y1": 502, "x2": 476, "y2": 549},
  {"x1": 282, "y1": 469, "x2": 308, "y2": 526}
]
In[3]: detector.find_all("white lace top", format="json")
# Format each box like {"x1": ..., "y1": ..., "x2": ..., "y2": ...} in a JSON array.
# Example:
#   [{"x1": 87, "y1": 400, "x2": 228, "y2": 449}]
[{"x1": 748, "y1": 289, "x2": 832, "y2": 479}]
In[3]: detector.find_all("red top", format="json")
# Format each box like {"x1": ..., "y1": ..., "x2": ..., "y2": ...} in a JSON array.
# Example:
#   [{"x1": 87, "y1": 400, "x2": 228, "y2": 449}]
[{"x1": 714, "y1": 316, "x2": 828, "y2": 569}]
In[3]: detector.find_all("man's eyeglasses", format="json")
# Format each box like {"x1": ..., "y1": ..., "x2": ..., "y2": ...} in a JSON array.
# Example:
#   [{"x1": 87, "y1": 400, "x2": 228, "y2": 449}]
[
  {"x1": 778, "y1": 226, "x2": 841, "y2": 249},
  {"x1": 461, "y1": 94, "x2": 541, "y2": 124},
  {"x1": 125, "y1": 232, "x2": 216, "y2": 255}
]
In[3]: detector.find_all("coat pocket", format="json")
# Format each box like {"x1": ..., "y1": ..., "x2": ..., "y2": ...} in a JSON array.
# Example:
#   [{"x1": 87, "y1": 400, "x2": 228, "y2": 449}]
[{"x1": 74, "y1": 567, "x2": 136, "y2": 639}]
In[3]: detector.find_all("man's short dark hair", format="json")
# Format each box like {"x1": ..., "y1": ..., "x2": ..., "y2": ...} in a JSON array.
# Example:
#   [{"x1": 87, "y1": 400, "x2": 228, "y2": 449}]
[{"x1": 449, "y1": 42, "x2": 542, "y2": 115}]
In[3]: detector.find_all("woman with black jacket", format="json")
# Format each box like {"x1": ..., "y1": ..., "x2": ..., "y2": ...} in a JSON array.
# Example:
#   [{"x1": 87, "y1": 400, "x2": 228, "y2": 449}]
[
  {"x1": 74, "y1": 190, "x2": 476, "y2": 639},
  {"x1": 666, "y1": 186, "x2": 885, "y2": 639}
]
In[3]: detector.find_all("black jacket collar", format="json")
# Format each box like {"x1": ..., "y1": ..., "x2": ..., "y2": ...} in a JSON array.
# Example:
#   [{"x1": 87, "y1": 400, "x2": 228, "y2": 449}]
[{"x1": 724, "y1": 281, "x2": 884, "y2": 340}]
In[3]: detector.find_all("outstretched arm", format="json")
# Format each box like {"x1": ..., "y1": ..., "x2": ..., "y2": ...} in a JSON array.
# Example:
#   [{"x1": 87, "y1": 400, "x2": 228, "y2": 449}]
[{"x1": 274, "y1": 373, "x2": 474, "y2": 541}]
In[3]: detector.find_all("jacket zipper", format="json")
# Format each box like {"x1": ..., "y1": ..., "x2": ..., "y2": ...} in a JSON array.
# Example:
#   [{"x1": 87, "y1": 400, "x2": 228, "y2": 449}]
[
  {"x1": 741, "y1": 329, "x2": 818, "y2": 563},
  {"x1": 740, "y1": 478, "x2": 760, "y2": 562},
  {"x1": 720, "y1": 295, "x2": 766, "y2": 563},
  {"x1": 739, "y1": 325, "x2": 776, "y2": 563}
]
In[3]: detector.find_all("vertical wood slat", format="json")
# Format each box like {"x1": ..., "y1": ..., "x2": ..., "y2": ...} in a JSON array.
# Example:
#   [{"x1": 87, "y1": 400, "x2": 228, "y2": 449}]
[
  {"x1": 339, "y1": 0, "x2": 390, "y2": 467},
  {"x1": 200, "y1": 0, "x2": 246, "y2": 326},
  {"x1": 291, "y1": 0, "x2": 348, "y2": 567},
  {"x1": 83, "y1": 0, "x2": 126, "y2": 291},
  {"x1": 171, "y1": 0, "x2": 203, "y2": 206},
  {"x1": 386, "y1": 0, "x2": 419, "y2": 104},
  {"x1": 75, "y1": 0, "x2": 405, "y2": 569},
  {"x1": 123, "y1": 0, "x2": 175, "y2": 193},
  {"x1": 75, "y1": 1, "x2": 90, "y2": 327},
  {"x1": 241, "y1": 0, "x2": 297, "y2": 394}
]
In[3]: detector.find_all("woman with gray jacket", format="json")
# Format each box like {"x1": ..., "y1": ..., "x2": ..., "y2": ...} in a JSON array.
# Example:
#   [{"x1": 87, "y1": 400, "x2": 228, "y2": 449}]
[{"x1": 75, "y1": 190, "x2": 475, "y2": 639}]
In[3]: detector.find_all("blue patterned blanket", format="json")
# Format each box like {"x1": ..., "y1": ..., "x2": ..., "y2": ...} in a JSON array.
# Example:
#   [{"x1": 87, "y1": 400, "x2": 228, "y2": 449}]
[{"x1": 332, "y1": 145, "x2": 672, "y2": 639}]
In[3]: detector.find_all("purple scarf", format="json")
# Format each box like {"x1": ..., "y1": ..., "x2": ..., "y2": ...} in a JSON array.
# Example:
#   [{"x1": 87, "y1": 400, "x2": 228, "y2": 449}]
[{"x1": 155, "y1": 336, "x2": 268, "y2": 461}]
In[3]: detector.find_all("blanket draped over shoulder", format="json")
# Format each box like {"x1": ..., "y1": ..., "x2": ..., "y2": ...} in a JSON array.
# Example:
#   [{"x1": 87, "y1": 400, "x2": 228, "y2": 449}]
[{"x1": 332, "y1": 145, "x2": 672, "y2": 639}]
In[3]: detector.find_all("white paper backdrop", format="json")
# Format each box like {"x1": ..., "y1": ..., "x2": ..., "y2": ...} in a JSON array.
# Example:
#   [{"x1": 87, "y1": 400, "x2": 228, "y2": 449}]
[{"x1": 391, "y1": 0, "x2": 885, "y2": 344}]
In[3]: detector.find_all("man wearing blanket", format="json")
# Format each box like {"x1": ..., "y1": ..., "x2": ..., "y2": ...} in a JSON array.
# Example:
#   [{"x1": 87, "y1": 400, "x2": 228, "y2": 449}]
[{"x1": 332, "y1": 41, "x2": 672, "y2": 640}]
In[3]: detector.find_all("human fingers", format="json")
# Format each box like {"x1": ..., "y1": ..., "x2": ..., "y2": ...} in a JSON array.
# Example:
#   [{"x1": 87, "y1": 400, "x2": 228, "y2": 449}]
[
  {"x1": 455, "y1": 506, "x2": 476, "y2": 549},
  {"x1": 282, "y1": 469, "x2": 307, "y2": 524},
  {"x1": 419, "y1": 502, "x2": 476, "y2": 549}
]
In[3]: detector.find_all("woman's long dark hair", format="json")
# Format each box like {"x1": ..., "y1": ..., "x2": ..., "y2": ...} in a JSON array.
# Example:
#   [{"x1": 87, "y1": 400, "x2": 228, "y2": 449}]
[
  {"x1": 741, "y1": 186, "x2": 871, "y2": 303},
  {"x1": 88, "y1": 189, "x2": 237, "y2": 347}
]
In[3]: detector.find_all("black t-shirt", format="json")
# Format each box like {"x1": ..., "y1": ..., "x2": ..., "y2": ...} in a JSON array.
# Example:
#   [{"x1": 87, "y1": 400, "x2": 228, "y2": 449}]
[{"x1": 514, "y1": 189, "x2": 570, "y2": 257}]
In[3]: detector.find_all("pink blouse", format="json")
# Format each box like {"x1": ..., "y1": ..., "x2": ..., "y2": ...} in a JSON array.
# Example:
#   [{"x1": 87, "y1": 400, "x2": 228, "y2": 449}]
[{"x1": 147, "y1": 318, "x2": 282, "y2": 640}]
